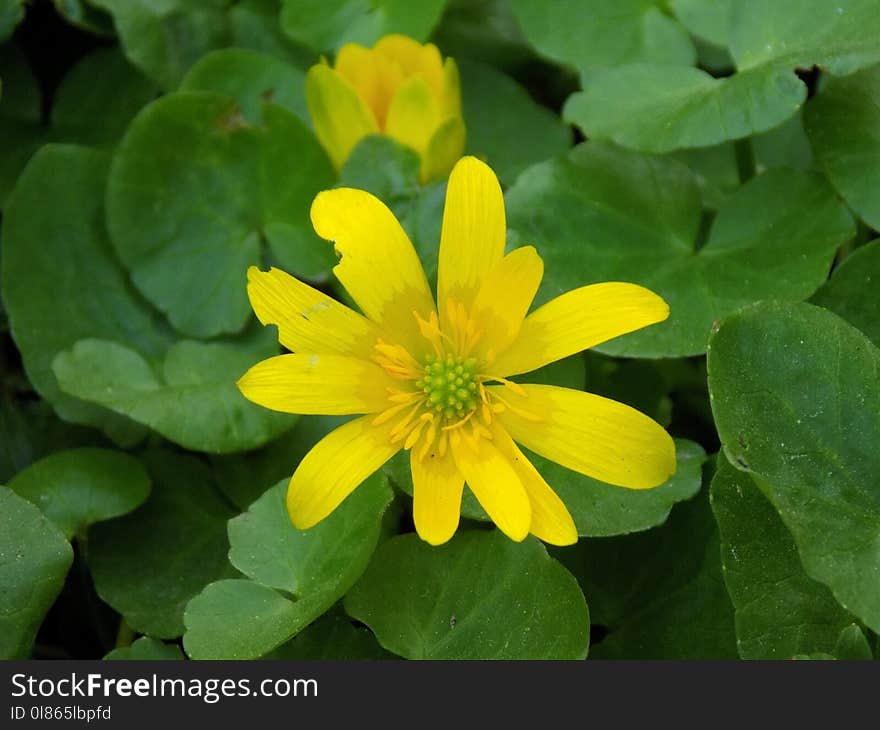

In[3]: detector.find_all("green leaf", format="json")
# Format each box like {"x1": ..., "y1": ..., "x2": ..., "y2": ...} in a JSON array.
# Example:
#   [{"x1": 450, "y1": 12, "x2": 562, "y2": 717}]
[
  {"x1": 227, "y1": 474, "x2": 392, "y2": 594},
  {"x1": 89, "y1": 450, "x2": 236, "y2": 639},
  {"x1": 669, "y1": 0, "x2": 731, "y2": 48},
  {"x1": 262, "y1": 612, "x2": 392, "y2": 659},
  {"x1": 459, "y1": 60, "x2": 570, "y2": 186},
  {"x1": 3, "y1": 144, "x2": 290, "y2": 452},
  {"x1": 711, "y1": 454, "x2": 860, "y2": 659},
  {"x1": 0, "y1": 486, "x2": 73, "y2": 659},
  {"x1": 49, "y1": 49, "x2": 158, "y2": 147},
  {"x1": 430, "y1": 0, "x2": 533, "y2": 71},
  {"x1": 533, "y1": 439, "x2": 706, "y2": 537},
  {"x1": 812, "y1": 240, "x2": 880, "y2": 346},
  {"x1": 753, "y1": 111, "x2": 814, "y2": 173},
  {"x1": 0, "y1": 0, "x2": 25, "y2": 44},
  {"x1": 180, "y1": 48, "x2": 309, "y2": 126},
  {"x1": 566, "y1": 0, "x2": 880, "y2": 153},
  {"x1": 53, "y1": 0, "x2": 115, "y2": 36},
  {"x1": 505, "y1": 143, "x2": 854, "y2": 357},
  {"x1": 228, "y1": 0, "x2": 317, "y2": 68},
  {"x1": 53, "y1": 337, "x2": 296, "y2": 454},
  {"x1": 87, "y1": 0, "x2": 311, "y2": 90},
  {"x1": 345, "y1": 530, "x2": 590, "y2": 659},
  {"x1": 87, "y1": 0, "x2": 232, "y2": 90},
  {"x1": 833, "y1": 624, "x2": 874, "y2": 660},
  {"x1": 558, "y1": 490, "x2": 738, "y2": 659},
  {"x1": 340, "y1": 135, "x2": 422, "y2": 208},
  {"x1": 210, "y1": 415, "x2": 347, "y2": 510},
  {"x1": 508, "y1": 0, "x2": 695, "y2": 71},
  {"x1": 731, "y1": 0, "x2": 880, "y2": 75},
  {"x1": 2, "y1": 145, "x2": 166, "y2": 441},
  {"x1": 8, "y1": 448, "x2": 150, "y2": 540},
  {"x1": 584, "y1": 351, "x2": 673, "y2": 425},
  {"x1": 0, "y1": 48, "x2": 156, "y2": 209},
  {"x1": 564, "y1": 62, "x2": 805, "y2": 154},
  {"x1": 106, "y1": 92, "x2": 334, "y2": 338},
  {"x1": 708, "y1": 301, "x2": 880, "y2": 633},
  {"x1": 805, "y1": 64, "x2": 880, "y2": 230},
  {"x1": 183, "y1": 473, "x2": 392, "y2": 659},
  {"x1": 668, "y1": 112, "x2": 814, "y2": 210},
  {"x1": 104, "y1": 636, "x2": 184, "y2": 660},
  {"x1": 339, "y1": 135, "x2": 445, "y2": 285},
  {"x1": 279, "y1": 0, "x2": 446, "y2": 51}
]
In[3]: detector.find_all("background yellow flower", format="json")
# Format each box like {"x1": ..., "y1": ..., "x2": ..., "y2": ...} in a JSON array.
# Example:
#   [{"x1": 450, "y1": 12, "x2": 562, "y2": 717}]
[{"x1": 305, "y1": 34, "x2": 465, "y2": 183}]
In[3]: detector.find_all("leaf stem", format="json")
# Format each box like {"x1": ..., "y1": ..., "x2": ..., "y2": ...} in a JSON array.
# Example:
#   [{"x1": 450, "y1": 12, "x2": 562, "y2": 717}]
[
  {"x1": 734, "y1": 137, "x2": 756, "y2": 184},
  {"x1": 115, "y1": 619, "x2": 135, "y2": 650}
]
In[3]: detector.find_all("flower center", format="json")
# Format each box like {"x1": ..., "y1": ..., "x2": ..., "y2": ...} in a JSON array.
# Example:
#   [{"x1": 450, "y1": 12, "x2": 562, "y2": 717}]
[
  {"x1": 416, "y1": 355, "x2": 479, "y2": 422},
  {"x1": 370, "y1": 307, "x2": 538, "y2": 460}
]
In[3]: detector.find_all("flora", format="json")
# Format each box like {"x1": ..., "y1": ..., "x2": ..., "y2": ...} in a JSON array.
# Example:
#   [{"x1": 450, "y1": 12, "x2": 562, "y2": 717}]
[
  {"x1": 306, "y1": 34, "x2": 464, "y2": 181},
  {"x1": 238, "y1": 156, "x2": 674, "y2": 545},
  {"x1": 0, "y1": 1, "x2": 878, "y2": 662}
]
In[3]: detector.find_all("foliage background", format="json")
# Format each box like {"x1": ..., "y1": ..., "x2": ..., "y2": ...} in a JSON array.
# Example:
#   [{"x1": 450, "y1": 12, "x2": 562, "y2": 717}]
[{"x1": 0, "y1": 0, "x2": 877, "y2": 661}]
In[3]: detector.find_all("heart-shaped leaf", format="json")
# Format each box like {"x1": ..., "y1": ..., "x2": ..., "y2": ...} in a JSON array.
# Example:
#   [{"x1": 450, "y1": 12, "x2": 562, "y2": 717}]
[
  {"x1": 8, "y1": 448, "x2": 150, "y2": 540},
  {"x1": 505, "y1": 143, "x2": 854, "y2": 357},
  {"x1": 508, "y1": 0, "x2": 695, "y2": 71},
  {"x1": 711, "y1": 455, "x2": 862, "y2": 659},
  {"x1": 53, "y1": 337, "x2": 295, "y2": 455},
  {"x1": 279, "y1": 0, "x2": 446, "y2": 51},
  {"x1": 0, "y1": 486, "x2": 72, "y2": 659},
  {"x1": 805, "y1": 64, "x2": 880, "y2": 231},
  {"x1": 89, "y1": 450, "x2": 236, "y2": 638},
  {"x1": 183, "y1": 472, "x2": 392, "y2": 659},
  {"x1": 106, "y1": 93, "x2": 335, "y2": 338},
  {"x1": 459, "y1": 59, "x2": 571, "y2": 186},
  {"x1": 3, "y1": 144, "x2": 294, "y2": 452},
  {"x1": 708, "y1": 301, "x2": 880, "y2": 633},
  {"x1": 812, "y1": 240, "x2": 880, "y2": 346},
  {"x1": 565, "y1": 0, "x2": 880, "y2": 153},
  {"x1": 345, "y1": 530, "x2": 590, "y2": 659}
]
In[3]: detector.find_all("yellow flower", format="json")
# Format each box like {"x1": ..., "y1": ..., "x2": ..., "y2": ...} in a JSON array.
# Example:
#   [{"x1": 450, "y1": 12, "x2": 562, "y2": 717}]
[
  {"x1": 238, "y1": 157, "x2": 675, "y2": 546},
  {"x1": 305, "y1": 34, "x2": 465, "y2": 183}
]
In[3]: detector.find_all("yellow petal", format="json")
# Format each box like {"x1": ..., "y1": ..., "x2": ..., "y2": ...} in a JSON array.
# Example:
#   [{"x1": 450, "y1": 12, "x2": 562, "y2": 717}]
[
  {"x1": 237, "y1": 353, "x2": 394, "y2": 415},
  {"x1": 305, "y1": 63, "x2": 379, "y2": 170},
  {"x1": 437, "y1": 156, "x2": 506, "y2": 328},
  {"x1": 385, "y1": 75, "x2": 439, "y2": 155},
  {"x1": 421, "y1": 115, "x2": 466, "y2": 183},
  {"x1": 247, "y1": 266, "x2": 380, "y2": 359},
  {"x1": 334, "y1": 42, "x2": 403, "y2": 129},
  {"x1": 441, "y1": 57, "x2": 461, "y2": 119},
  {"x1": 471, "y1": 246, "x2": 543, "y2": 363},
  {"x1": 417, "y1": 43, "x2": 446, "y2": 100},
  {"x1": 490, "y1": 423, "x2": 577, "y2": 546},
  {"x1": 492, "y1": 282, "x2": 670, "y2": 377},
  {"x1": 374, "y1": 35, "x2": 444, "y2": 97},
  {"x1": 411, "y1": 447, "x2": 464, "y2": 546},
  {"x1": 491, "y1": 384, "x2": 676, "y2": 489},
  {"x1": 311, "y1": 187, "x2": 436, "y2": 355},
  {"x1": 287, "y1": 415, "x2": 399, "y2": 529},
  {"x1": 373, "y1": 34, "x2": 425, "y2": 68},
  {"x1": 452, "y1": 434, "x2": 531, "y2": 542}
]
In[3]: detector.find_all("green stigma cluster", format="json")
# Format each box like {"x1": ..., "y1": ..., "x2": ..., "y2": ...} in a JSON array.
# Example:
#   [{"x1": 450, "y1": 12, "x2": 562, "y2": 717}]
[{"x1": 416, "y1": 355, "x2": 479, "y2": 420}]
